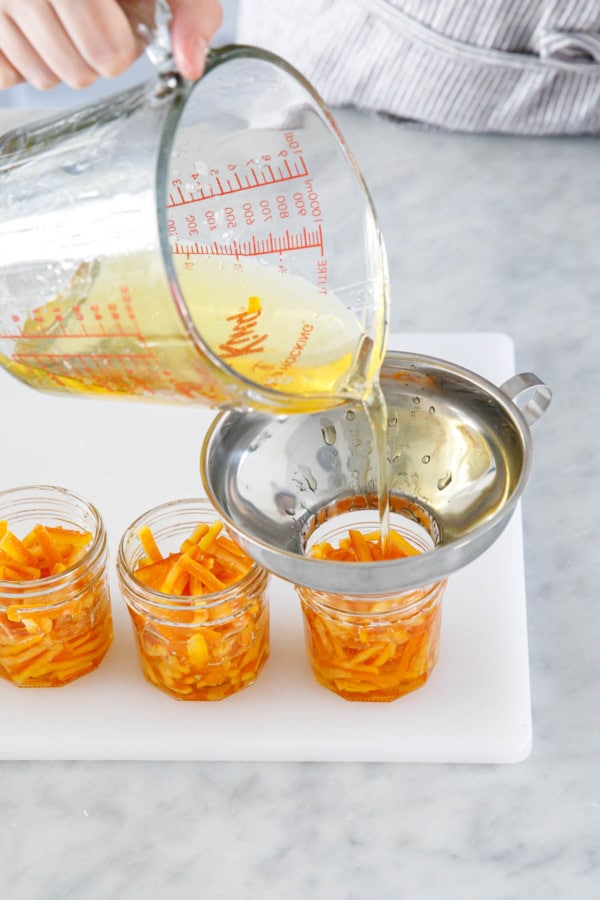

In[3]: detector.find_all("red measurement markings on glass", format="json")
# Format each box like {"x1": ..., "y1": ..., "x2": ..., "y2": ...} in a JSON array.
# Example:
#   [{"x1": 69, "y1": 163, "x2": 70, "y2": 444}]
[
  {"x1": 170, "y1": 224, "x2": 324, "y2": 260},
  {"x1": 11, "y1": 350, "x2": 163, "y2": 393},
  {"x1": 166, "y1": 156, "x2": 309, "y2": 208},
  {"x1": 0, "y1": 287, "x2": 145, "y2": 342},
  {"x1": 12, "y1": 351, "x2": 155, "y2": 366}
]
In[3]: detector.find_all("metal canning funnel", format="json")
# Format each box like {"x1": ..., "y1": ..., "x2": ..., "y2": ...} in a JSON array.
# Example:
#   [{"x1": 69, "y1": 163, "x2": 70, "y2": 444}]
[{"x1": 201, "y1": 351, "x2": 551, "y2": 594}]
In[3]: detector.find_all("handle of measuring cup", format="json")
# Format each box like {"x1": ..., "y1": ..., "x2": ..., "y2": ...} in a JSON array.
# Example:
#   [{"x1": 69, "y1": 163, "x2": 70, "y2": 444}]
[
  {"x1": 124, "y1": 0, "x2": 177, "y2": 77},
  {"x1": 500, "y1": 373, "x2": 552, "y2": 427},
  {"x1": 148, "y1": 0, "x2": 176, "y2": 74}
]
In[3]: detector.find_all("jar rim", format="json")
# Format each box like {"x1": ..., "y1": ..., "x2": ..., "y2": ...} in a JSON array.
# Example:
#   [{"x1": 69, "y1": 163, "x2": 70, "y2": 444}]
[
  {"x1": 118, "y1": 557, "x2": 268, "y2": 613},
  {"x1": 0, "y1": 484, "x2": 107, "y2": 605},
  {"x1": 116, "y1": 497, "x2": 267, "y2": 613}
]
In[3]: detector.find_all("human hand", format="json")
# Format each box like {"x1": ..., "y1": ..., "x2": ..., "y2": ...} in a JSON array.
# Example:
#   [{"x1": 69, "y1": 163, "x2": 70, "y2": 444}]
[{"x1": 0, "y1": 0, "x2": 223, "y2": 90}]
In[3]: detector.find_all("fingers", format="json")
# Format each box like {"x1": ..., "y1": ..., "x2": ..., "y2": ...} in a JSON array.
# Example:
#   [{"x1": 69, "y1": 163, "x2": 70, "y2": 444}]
[
  {"x1": 0, "y1": 45, "x2": 24, "y2": 90},
  {"x1": 0, "y1": 6, "x2": 61, "y2": 90},
  {"x1": 0, "y1": 1, "x2": 97, "y2": 90},
  {"x1": 0, "y1": 0, "x2": 224, "y2": 92},
  {"x1": 51, "y1": 0, "x2": 143, "y2": 79},
  {"x1": 169, "y1": 0, "x2": 223, "y2": 81},
  {"x1": 0, "y1": 0, "x2": 142, "y2": 91}
]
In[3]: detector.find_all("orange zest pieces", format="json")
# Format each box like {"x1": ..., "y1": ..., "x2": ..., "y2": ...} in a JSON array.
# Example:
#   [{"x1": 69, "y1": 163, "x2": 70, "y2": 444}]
[
  {"x1": 309, "y1": 526, "x2": 421, "y2": 563},
  {"x1": 349, "y1": 529, "x2": 373, "y2": 562},
  {"x1": 133, "y1": 520, "x2": 253, "y2": 597},
  {"x1": 1, "y1": 529, "x2": 38, "y2": 568},
  {"x1": 389, "y1": 530, "x2": 421, "y2": 557},
  {"x1": 301, "y1": 526, "x2": 442, "y2": 702},
  {"x1": 301, "y1": 593, "x2": 442, "y2": 702},
  {"x1": 127, "y1": 520, "x2": 269, "y2": 701},
  {"x1": 0, "y1": 519, "x2": 112, "y2": 688},
  {"x1": 137, "y1": 525, "x2": 162, "y2": 563},
  {"x1": 0, "y1": 522, "x2": 93, "y2": 580}
]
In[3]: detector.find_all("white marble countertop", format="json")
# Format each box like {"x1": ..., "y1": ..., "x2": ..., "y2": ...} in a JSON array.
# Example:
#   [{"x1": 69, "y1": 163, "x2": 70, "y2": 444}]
[{"x1": 1, "y1": 103, "x2": 598, "y2": 899}]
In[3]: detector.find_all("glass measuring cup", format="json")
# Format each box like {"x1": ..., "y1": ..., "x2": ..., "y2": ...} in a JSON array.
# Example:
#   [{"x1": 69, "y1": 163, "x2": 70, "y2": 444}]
[{"x1": 0, "y1": 15, "x2": 389, "y2": 413}]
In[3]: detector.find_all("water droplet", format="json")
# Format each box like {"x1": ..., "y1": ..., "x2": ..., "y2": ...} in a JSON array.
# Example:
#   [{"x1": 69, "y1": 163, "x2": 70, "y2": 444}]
[
  {"x1": 413, "y1": 396, "x2": 421, "y2": 405},
  {"x1": 62, "y1": 160, "x2": 92, "y2": 175},
  {"x1": 410, "y1": 410, "x2": 416, "y2": 417},
  {"x1": 387, "y1": 416, "x2": 398, "y2": 427},
  {"x1": 437, "y1": 471, "x2": 452, "y2": 491},
  {"x1": 321, "y1": 424, "x2": 337, "y2": 446},
  {"x1": 274, "y1": 491, "x2": 296, "y2": 516},
  {"x1": 345, "y1": 409, "x2": 356, "y2": 421},
  {"x1": 422, "y1": 455, "x2": 431, "y2": 464},
  {"x1": 428, "y1": 406, "x2": 435, "y2": 415}
]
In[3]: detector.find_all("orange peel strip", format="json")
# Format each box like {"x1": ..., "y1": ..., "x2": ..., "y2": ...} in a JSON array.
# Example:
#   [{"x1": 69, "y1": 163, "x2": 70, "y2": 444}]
[{"x1": 137, "y1": 525, "x2": 163, "y2": 563}]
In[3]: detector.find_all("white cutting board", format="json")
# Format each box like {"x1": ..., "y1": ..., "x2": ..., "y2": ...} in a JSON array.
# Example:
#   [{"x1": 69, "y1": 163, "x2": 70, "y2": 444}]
[{"x1": 0, "y1": 332, "x2": 531, "y2": 763}]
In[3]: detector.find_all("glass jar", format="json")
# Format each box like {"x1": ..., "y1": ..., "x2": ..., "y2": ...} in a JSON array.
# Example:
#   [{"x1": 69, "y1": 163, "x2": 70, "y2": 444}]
[
  {"x1": 297, "y1": 579, "x2": 446, "y2": 702},
  {"x1": 117, "y1": 498, "x2": 270, "y2": 701},
  {"x1": 297, "y1": 510, "x2": 446, "y2": 702},
  {"x1": 0, "y1": 484, "x2": 113, "y2": 688}
]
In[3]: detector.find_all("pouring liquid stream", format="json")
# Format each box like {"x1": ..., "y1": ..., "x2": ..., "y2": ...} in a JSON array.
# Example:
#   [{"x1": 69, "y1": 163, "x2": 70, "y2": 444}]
[{"x1": 342, "y1": 332, "x2": 391, "y2": 554}]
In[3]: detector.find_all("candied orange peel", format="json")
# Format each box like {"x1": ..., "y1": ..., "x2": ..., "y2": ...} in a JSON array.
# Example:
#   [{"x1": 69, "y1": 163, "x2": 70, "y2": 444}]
[
  {"x1": 301, "y1": 527, "x2": 443, "y2": 702},
  {"x1": 127, "y1": 521, "x2": 269, "y2": 700},
  {"x1": 309, "y1": 527, "x2": 421, "y2": 563},
  {"x1": 133, "y1": 519, "x2": 254, "y2": 596},
  {"x1": 0, "y1": 520, "x2": 92, "y2": 581},
  {"x1": 0, "y1": 519, "x2": 112, "y2": 688}
]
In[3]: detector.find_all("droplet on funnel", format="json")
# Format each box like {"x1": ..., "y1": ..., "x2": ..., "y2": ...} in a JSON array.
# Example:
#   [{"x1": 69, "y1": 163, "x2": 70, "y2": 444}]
[
  {"x1": 321, "y1": 424, "x2": 337, "y2": 446},
  {"x1": 421, "y1": 455, "x2": 431, "y2": 464},
  {"x1": 62, "y1": 160, "x2": 93, "y2": 175},
  {"x1": 428, "y1": 406, "x2": 436, "y2": 415},
  {"x1": 345, "y1": 409, "x2": 356, "y2": 421},
  {"x1": 437, "y1": 471, "x2": 452, "y2": 491}
]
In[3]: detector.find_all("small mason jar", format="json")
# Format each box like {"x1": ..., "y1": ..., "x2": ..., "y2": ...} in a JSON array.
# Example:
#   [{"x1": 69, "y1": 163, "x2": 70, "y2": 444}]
[
  {"x1": 0, "y1": 484, "x2": 113, "y2": 688},
  {"x1": 297, "y1": 510, "x2": 447, "y2": 702},
  {"x1": 117, "y1": 498, "x2": 270, "y2": 701}
]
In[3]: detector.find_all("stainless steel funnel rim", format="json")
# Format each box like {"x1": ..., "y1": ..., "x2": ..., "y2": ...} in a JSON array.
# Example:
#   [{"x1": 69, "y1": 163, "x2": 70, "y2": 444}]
[
  {"x1": 200, "y1": 349, "x2": 550, "y2": 594},
  {"x1": 201, "y1": 460, "x2": 521, "y2": 593}
]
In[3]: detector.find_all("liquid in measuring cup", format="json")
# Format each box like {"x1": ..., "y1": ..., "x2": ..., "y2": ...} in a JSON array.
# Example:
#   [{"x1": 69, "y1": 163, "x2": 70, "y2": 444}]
[
  {"x1": 3, "y1": 249, "x2": 392, "y2": 542},
  {"x1": 1, "y1": 252, "x2": 378, "y2": 412}
]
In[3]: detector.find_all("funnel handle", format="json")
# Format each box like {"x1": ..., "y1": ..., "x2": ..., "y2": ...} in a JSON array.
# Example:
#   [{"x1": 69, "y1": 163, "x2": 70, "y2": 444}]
[{"x1": 500, "y1": 373, "x2": 552, "y2": 426}]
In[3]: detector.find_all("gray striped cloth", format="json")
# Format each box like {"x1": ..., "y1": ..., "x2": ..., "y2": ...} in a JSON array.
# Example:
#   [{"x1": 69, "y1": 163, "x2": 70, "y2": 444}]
[{"x1": 236, "y1": 0, "x2": 600, "y2": 134}]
